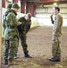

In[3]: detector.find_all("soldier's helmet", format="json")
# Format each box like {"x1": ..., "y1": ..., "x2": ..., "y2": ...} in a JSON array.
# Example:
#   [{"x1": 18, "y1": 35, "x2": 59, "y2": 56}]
[
  {"x1": 27, "y1": 13, "x2": 32, "y2": 19},
  {"x1": 7, "y1": 3, "x2": 12, "y2": 9},
  {"x1": 12, "y1": 2, "x2": 20, "y2": 9}
]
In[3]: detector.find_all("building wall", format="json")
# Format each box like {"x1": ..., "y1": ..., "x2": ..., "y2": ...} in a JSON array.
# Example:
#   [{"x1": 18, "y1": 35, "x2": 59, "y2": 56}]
[{"x1": 35, "y1": 3, "x2": 67, "y2": 26}]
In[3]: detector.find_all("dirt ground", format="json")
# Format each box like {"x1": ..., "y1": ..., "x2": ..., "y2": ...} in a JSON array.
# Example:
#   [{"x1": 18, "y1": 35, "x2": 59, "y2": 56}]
[{"x1": 1, "y1": 26, "x2": 67, "y2": 68}]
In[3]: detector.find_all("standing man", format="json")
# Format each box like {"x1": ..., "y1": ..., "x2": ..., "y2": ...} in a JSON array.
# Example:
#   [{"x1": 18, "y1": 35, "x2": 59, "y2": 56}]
[
  {"x1": 3, "y1": 3, "x2": 20, "y2": 65},
  {"x1": 49, "y1": 7, "x2": 63, "y2": 62},
  {"x1": 17, "y1": 13, "x2": 32, "y2": 58}
]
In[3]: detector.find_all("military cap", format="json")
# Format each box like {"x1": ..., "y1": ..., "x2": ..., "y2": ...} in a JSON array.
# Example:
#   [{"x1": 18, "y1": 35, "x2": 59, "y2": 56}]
[
  {"x1": 12, "y1": 2, "x2": 20, "y2": 9},
  {"x1": 7, "y1": 3, "x2": 12, "y2": 9},
  {"x1": 27, "y1": 13, "x2": 32, "y2": 19}
]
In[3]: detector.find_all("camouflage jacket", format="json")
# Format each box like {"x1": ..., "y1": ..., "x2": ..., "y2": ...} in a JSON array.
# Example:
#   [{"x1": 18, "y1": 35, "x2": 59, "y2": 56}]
[
  {"x1": 3, "y1": 9, "x2": 19, "y2": 40},
  {"x1": 3, "y1": 9, "x2": 17, "y2": 34},
  {"x1": 17, "y1": 17, "x2": 31, "y2": 34}
]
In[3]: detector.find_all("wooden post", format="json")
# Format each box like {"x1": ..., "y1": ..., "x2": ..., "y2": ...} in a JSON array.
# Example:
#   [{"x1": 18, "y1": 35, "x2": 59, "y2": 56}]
[
  {"x1": 21, "y1": 0, "x2": 27, "y2": 13},
  {"x1": 2, "y1": 0, "x2": 5, "y2": 8},
  {"x1": 13, "y1": 0, "x2": 18, "y2": 3},
  {"x1": 0, "y1": 0, "x2": 2, "y2": 67},
  {"x1": 26, "y1": 2, "x2": 36, "y2": 17}
]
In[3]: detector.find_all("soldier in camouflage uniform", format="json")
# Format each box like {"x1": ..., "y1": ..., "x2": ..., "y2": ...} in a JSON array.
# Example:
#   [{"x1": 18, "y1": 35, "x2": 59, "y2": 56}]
[
  {"x1": 49, "y1": 7, "x2": 63, "y2": 62},
  {"x1": 3, "y1": 3, "x2": 12, "y2": 35},
  {"x1": 17, "y1": 13, "x2": 32, "y2": 58},
  {"x1": 3, "y1": 3, "x2": 20, "y2": 65}
]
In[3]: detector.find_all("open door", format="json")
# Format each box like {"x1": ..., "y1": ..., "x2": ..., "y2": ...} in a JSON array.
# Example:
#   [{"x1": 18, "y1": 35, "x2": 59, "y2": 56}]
[{"x1": 0, "y1": 0, "x2": 2, "y2": 67}]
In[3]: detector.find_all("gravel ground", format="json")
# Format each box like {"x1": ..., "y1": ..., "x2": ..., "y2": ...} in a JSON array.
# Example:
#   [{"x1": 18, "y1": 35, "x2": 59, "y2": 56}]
[{"x1": 1, "y1": 26, "x2": 67, "y2": 68}]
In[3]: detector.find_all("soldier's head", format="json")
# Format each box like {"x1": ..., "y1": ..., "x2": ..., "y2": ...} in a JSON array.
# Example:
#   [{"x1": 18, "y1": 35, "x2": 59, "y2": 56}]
[
  {"x1": 24, "y1": 13, "x2": 32, "y2": 21},
  {"x1": 11, "y1": 2, "x2": 20, "y2": 12},
  {"x1": 7, "y1": 3, "x2": 12, "y2": 10},
  {"x1": 53, "y1": 7, "x2": 60, "y2": 15}
]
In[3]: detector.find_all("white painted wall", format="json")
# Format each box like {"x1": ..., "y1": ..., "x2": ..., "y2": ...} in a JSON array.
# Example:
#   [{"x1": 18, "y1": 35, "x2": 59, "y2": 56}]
[
  {"x1": 36, "y1": 14, "x2": 67, "y2": 26},
  {"x1": 35, "y1": 3, "x2": 67, "y2": 26}
]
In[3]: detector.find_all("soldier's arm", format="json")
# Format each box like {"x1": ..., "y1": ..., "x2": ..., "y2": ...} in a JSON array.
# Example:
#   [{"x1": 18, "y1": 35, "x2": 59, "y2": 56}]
[
  {"x1": 26, "y1": 20, "x2": 31, "y2": 33},
  {"x1": 18, "y1": 22, "x2": 22, "y2": 25},
  {"x1": 17, "y1": 17, "x2": 23, "y2": 32},
  {"x1": 17, "y1": 21, "x2": 22, "y2": 26},
  {"x1": 17, "y1": 17, "x2": 24, "y2": 25},
  {"x1": 17, "y1": 17, "x2": 23, "y2": 22},
  {"x1": 3, "y1": 10, "x2": 10, "y2": 34},
  {"x1": 51, "y1": 17, "x2": 54, "y2": 24},
  {"x1": 28, "y1": 20, "x2": 31, "y2": 29},
  {"x1": 3, "y1": 15, "x2": 6, "y2": 34},
  {"x1": 55, "y1": 15, "x2": 63, "y2": 34},
  {"x1": 6, "y1": 12, "x2": 18, "y2": 27},
  {"x1": 50, "y1": 14, "x2": 54, "y2": 24}
]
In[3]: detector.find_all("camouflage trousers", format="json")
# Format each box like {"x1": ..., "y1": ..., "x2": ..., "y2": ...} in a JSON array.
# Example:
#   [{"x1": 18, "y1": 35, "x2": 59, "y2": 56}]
[
  {"x1": 20, "y1": 34, "x2": 28, "y2": 55},
  {"x1": 52, "y1": 36, "x2": 61, "y2": 57},
  {"x1": 3, "y1": 39, "x2": 19, "y2": 61}
]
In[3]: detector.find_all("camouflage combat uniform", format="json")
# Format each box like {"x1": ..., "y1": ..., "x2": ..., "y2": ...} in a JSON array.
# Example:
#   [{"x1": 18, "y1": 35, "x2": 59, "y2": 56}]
[
  {"x1": 51, "y1": 13, "x2": 63, "y2": 58},
  {"x1": 3, "y1": 3, "x2": 12, "y2": 35},
  {"x1": 3, "y1": 9, "x2": 19, "y2": 62},
  {"x1": 17, "y1": 17, "x2": 31, "y2": 56}
]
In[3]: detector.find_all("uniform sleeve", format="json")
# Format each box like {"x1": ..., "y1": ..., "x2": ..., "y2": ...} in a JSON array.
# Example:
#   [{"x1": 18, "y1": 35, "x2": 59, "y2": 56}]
[
  {"x1": 17, "y1": 17, "x2": 24, "y2": 25},
  {"x1": 6, "y1": 12, "x2": 18, "y2": 27},
  {"x1": 55, "y1": 15, "x2": 63, "y2": 35},
  {"x1": 26, "y1": 20, "x2": 31, "y2": 33},
  {"x1": 17, "y1": 17, "x2": 23, "y2": 22},
  {"x1": 3, "y1": 10, "x2": 10, "y2": 34},
  {"x1": 3, "y1": 15, "x2": 6, "y2": 34},
  {"x1": 17, "y1": 17, "x2": 24, "y2": 33},
  {"x1": 51, "y1": 17, "x2": 54, "y2": 24}
]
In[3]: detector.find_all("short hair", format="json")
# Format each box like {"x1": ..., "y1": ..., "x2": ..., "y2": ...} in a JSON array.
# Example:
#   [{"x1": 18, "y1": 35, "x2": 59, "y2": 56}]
[
  {"x1": 55, "y1": 7, "x2": 60, "y2": 12},
  {"x1": 27, "y1": 13, "x2": 32, "y2": 19}
]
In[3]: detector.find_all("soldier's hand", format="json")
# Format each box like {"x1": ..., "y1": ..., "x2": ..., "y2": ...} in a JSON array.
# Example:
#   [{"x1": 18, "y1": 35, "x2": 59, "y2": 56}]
[
  {"x1": 50, "y1": 14, "x2": 53, "y2": 18},
  {"x1": 19, "y1": 22, "x2": 22, "y2": 25},
  {"x1": 29, "y1": 22, "x2": 31, "y2": 24}
]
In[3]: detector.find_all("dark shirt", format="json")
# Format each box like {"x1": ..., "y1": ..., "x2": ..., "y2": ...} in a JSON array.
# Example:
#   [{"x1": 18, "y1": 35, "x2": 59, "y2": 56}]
[{"x1": 17, "y1": 17, "x2": 31, "y2": 34}]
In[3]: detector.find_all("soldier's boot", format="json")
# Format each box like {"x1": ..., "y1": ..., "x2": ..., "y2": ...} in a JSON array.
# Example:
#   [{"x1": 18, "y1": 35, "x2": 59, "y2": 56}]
[
  {"x1": 24, "y1": 53, "x2": 32, "y2": 58},
  {"x1": 8, "y1": 60, "x2": 19, "y2": 65},
  {"x1": 14, "y1": 54, "x2": 19, "y2": 59},
  {"x1": 49, "y1": 57, "x2": 61, "y2": 62},
  {"x1": 4, "y1": 59, "x2": 8, "y2": 65}
]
